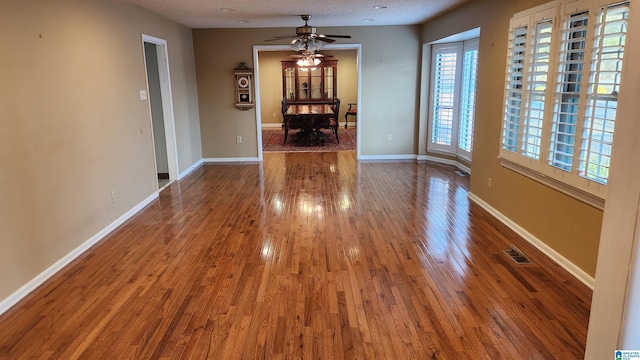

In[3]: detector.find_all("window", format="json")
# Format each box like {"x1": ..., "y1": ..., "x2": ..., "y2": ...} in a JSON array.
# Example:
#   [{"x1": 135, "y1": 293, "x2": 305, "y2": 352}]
[
  {"x1": 499, "y1": 0, "x2": 629, "y2": 203},
  {"x1": 428, "y1": 39, "x2": 479, "y2": 161}
]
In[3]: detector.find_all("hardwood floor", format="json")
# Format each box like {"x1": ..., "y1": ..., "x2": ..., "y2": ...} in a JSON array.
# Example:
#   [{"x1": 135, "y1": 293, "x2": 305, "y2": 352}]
[{"x1": 0, "y1": 151, "x2": 591, "y2": 359}]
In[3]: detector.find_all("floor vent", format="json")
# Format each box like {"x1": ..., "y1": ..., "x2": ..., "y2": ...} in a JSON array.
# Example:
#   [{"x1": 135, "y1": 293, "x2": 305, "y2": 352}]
[
  {"x1": 504, "y1": 246, "x2": 531, "y2": 264},
  {"x1": 455, "y1": 170, "x2": 469, "y2": 177}
]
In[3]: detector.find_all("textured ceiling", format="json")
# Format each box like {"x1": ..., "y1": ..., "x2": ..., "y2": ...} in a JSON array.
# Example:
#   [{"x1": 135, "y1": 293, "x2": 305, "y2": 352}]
[{"x1": 113, "y1": 0, "x2": 470, "y2": 29}]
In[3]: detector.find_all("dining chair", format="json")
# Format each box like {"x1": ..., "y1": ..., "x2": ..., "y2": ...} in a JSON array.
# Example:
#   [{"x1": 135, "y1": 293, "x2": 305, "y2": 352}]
[
  {"x1": 315, "y1": 98, "x2": 340, "y2": 143},
  {"x1": 345, "y1": 103, "x2": 357, "y2": 128}
]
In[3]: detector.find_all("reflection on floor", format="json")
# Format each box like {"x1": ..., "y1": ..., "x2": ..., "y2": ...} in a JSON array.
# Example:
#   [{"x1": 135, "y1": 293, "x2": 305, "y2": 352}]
[
  {"x1": 0, "y1": 152, "x2": 591, "y2": 359},
  {"x1": 158, "y1": 178, "x2": 171, "y2": 190}
]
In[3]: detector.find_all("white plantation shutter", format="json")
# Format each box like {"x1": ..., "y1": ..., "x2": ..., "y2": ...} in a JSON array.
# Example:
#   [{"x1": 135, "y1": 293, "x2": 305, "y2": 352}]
[
  {"x1": 501, "y1": 25, "x2": 528, "y2": 155},
  {"x1": 430, "y1": 45, "x2": 459, "y2": 148},
  {"x1": 458, "y1": 40, "x2": 479, "y2": 159},
  {"x1": 428, "y1": 39, "x2": 479, "y2": 158},
  {"x1": 498, "y1": 0, "x2": 631, "y2": 203},
  {"x1": 549, "y1": 11, "x2": 589, "y2": 172},
  {"x1": 578, "y1": 2, "x2": 629, "y2": 184},
  {"x1": 522, "y1": 20, "x2": 553, "y2": 160}
]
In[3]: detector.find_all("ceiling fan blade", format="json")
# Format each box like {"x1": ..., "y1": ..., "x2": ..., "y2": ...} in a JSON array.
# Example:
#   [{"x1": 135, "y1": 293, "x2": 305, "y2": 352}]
[
  {"x1": 290, "y1": 53, "x2": 328, "y2": 58},
  {"x1": 317, "y1": 37, "x2": 336, "y2": 43},
  {"x1": 266, "y1": 15, "x2": 352, "y2": 45},
  {"x1": 264, "y1": 35, "x2": 299, "y2": 41}
]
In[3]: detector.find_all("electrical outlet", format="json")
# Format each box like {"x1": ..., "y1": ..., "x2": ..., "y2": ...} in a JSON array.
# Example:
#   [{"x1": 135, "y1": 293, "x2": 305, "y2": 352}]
[
  {"x1": 272, "y1": 112, "x2": 277, "y2": 118},
  {"x1": 487, "y1": 177, "x2": 492, "y2": 189},
  {"x1": 236, "y1": 136, "x2": 242, "y2": 144},
  {"x1": 387, "y1": 134, "x2": 392, "y2": 142},
  {"x1": 111, "y1": 190, "x2": 116, "y2": 203}
]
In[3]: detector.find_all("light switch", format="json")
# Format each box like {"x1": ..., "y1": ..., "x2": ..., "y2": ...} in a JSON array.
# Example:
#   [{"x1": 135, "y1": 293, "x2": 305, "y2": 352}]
[{"x1": 139, "y1": 90, "x2": 147, "y2": 101}]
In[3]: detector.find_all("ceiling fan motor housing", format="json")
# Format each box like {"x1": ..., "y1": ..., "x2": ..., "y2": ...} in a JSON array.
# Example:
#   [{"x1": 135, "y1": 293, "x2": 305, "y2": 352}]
[{"x1": 296, "y1": 25, "x2": 317, "y2": 37}]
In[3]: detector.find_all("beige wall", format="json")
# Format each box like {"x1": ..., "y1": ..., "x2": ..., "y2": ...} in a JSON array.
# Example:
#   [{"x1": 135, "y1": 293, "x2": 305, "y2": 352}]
[
  {"x1": 421, "y1": 0, "x2": 603, "y2": 275},
  {"x1": 193, "y1": 25, "x2": 421, "y2": 158},
  {"x1": 258, "y1": 50, "x2": 358, "y2": 126},
  {"x1": 0, "y1": 0, "x2": 202, "y2": 302}
]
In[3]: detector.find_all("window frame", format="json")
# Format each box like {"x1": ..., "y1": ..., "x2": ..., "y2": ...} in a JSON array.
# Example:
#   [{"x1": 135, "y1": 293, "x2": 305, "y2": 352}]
[
  {"x1": 427, "y1": 39, "x2": 479, "y2": 161},
  {"x1": 498, "y1": 0, "x2": 630, "y2": 208}
]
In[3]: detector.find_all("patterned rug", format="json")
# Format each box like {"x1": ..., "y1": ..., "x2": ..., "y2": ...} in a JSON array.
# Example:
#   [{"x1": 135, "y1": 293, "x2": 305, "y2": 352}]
[{"x1": 262, "y1": 127, "x2": 356, "y2": 152}]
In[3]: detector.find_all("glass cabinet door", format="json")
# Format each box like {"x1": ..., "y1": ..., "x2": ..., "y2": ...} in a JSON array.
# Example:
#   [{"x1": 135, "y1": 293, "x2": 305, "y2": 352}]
[
  {"x1": 310, "y1": 67, "x2": 322, "y2": 99},
  {"x1": 324, "y1": 66, "x2": 334, "y2": 99},
  {"x1": 284, "y1": 68, "x2": 295, "y2": 100},
  {"x1": 297, "y1": 68, "x2": 309, "y2": 99},
  {"x1": 283, "y1": 60, "x2": 337, "y2": 102}
]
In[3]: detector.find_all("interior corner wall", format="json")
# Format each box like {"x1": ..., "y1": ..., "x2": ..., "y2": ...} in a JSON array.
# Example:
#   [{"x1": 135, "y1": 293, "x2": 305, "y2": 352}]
[
  {"x1": 421, "y1": 0, "x2": 603, "y2": 276},
  {"x1": 0, "y1": 0, "x2": 201, "y2": 305}
]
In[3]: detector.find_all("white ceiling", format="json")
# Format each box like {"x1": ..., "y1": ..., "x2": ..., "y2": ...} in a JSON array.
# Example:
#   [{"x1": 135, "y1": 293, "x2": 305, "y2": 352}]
[{"x1": 114, "y1": 0, "x2": 470, "y2": 29}]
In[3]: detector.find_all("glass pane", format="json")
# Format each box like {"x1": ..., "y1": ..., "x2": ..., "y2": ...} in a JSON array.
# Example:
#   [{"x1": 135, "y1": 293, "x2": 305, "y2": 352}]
[
  {"x1": 324, "y1": 66, "x2": 334, "y2": 99},
  {"x1": 432, "y1": 51, "x2": 457, "y2": 146},
  {"x1": 459, "y1": 47, "x2": 478, "y2": 153},
  {"x1": 297, "y1": 68, "x2": 309, "y2": 99},
  {"x1": 285, "y1": 68, "x2": 295, "y2": 100},
  {"x1": 522, "y1": 20, "x2": 553, "y2": 160},
  {"x1": 578, "y1": 2, "x2": 629, "y2": 184},
  {"x1": 549, "y1": 11, "x2": 588, "y2": 171},
  {"x1": 310, "y1": 67, "x2": 322, "y2": 99},
  {"x1": 502, "y1": 25, "x2": 527, "y2": 152}
]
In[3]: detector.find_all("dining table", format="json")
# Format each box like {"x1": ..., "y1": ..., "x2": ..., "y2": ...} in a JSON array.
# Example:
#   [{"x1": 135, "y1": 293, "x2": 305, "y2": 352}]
[{"x1": 285, "y1": 104, "x2": 335, "y2": 145}]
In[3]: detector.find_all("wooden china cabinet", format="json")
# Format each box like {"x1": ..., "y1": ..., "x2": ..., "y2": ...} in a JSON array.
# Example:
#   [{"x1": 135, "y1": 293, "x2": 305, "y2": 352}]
[{"x1": 281, "y1": 60, "x2": 338, "y2": 104}]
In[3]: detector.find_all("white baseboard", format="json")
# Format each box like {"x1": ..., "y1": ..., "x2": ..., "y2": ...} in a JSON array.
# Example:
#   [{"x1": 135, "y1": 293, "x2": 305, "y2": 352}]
[
  {"x1": 203, "y1": 157, "x2": 261, "y2": 163},
  {"x1": 179, "y1": 159, "x2": 203, "y2": 180},
  {"x1": 261, "y1": 123, "x2": 283, "y2": 129},
  {"x1": 419, "y1": 154, "x2": 471, "y2": 174},
  {"x1": 358, "y1": 154, "x2": 417, "y2": 161},
  {"x1": 0, "y1": 192, "x2": 160, "y2": 316},
  {"x1": 468, "y1": 192, "x2": 595, "y2": 289}
]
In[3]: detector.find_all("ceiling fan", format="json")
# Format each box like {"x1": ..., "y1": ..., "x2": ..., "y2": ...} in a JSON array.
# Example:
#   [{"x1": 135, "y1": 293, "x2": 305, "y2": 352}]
[{"x1": 265, "y1": 14, "x2": 351, "y2": 52}]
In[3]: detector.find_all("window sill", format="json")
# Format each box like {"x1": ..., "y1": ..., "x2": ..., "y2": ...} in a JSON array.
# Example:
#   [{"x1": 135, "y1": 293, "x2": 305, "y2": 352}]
[{"x1": 500, "y1": 157, "x2": 605, "y2": 210}]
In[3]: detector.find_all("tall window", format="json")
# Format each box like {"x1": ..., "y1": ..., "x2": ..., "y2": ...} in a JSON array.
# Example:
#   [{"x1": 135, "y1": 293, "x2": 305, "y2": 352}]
[
  {"x1": 499, "y1": 0, "x2": 629, "y2": 201},
  {"x1": 428, "y1": 39, "x2": 479, "y2": 161}
]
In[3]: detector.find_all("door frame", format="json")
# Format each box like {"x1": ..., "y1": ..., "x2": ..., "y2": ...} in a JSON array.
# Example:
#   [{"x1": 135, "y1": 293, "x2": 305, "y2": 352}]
[
  {"x1": 141, "y1": 34, "x2": 179, "y2": 184},
  {"x1": 252, "y1": 43, "x2": 362, "y2": 160}
]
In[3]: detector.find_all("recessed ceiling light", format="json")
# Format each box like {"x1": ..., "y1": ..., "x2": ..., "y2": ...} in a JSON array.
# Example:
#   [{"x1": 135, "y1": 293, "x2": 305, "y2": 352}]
[
  {"x1": 237, "y1": 20, "x2": 250, "y2": 24},
  {"x1": 220, "y1": 8, "x2": 235, "y2": 12},
  {"x1": 373, "y1": 5, "x2": 388, "y2": 10},
  {"x1": 363, "y1": 18, "x2": 375, "y2": 22}
]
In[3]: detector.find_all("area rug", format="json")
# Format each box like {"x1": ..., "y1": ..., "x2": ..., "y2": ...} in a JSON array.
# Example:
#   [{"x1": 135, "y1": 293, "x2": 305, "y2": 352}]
[{"x1": 262, "y1": 127, "x2": 356, "y2": 152}]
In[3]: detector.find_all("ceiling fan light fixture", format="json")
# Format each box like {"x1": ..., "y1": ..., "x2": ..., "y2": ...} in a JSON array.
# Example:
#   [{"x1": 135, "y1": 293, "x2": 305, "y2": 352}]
[
  {"x1": 296, "y1": 56, "x2": 321, "y2": 68},
  {"x1": 291, "y1": 39, "x2": 305, "y2": 51},
  {"x1": 306, "y1": 39, "x2": 323, "y2": 52}
]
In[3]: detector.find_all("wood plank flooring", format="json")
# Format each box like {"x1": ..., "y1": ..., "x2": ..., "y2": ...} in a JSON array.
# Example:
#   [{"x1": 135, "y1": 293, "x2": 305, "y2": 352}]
[{"x1": 0, "y1": 151, "x2": 592, "y2": 359}]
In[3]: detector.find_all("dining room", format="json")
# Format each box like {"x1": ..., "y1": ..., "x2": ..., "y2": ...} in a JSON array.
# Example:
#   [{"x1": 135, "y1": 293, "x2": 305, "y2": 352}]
[{"x1": 257, "y1": 49, "x2": 358, "y2": 153}]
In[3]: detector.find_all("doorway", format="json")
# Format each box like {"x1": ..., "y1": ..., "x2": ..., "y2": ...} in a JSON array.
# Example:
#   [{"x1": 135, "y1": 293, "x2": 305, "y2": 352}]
[
  {"x1": 142, "y1": 34, "x2": 179, "y2": 190},
  {"x1": 252, "y1": 44, "x2": 362, "y2": 161}
]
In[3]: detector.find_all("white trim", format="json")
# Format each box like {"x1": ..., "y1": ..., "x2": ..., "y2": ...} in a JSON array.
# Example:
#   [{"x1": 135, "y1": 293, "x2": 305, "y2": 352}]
[
  {"x1": 178, "y1": 159, "x2": 203, "y2": 180},
  {"x1": 427, "y1": 42, "x2": 464, "y2": 154},
  {"x1": 421, "y1": 154, "x2": 471, "y2": 174},
  {"x1": 357, "y1": 154, "x2": 416, "y2": 161},
  {"x1": 261, "y1": 123, "x2": 283, "y2": 129},
  {"x1": 468, "y1": 192, "x2": 595, "y2": 289},
  {"x1": 203, "y1": 157, "x2": 261, "y2": 163},
  {"x1": 141, "y1": 34, "x2": 180, "y2": 183},
  {"x1": 0, "y1": 192, "x2": 159, "y2": 315},
  {"x1": 252, "y1": 43, "x2": 362, "y2": 161}
]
